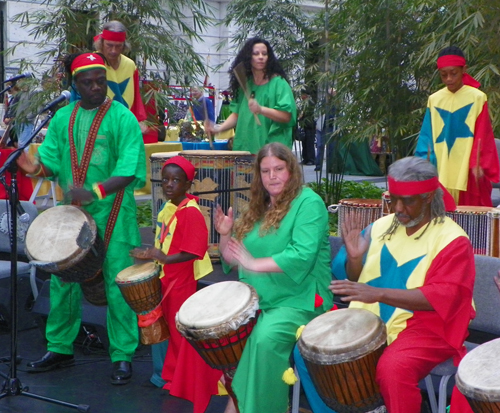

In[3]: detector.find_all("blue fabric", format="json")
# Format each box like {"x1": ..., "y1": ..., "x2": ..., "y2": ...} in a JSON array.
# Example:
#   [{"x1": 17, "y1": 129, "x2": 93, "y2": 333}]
[{"x1": 150, "y1": 340, "x2": 169, "y2": 387}]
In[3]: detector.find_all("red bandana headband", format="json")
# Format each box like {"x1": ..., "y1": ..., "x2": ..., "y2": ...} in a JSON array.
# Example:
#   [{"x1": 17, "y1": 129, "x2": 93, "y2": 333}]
[
  {"x1": 162, "y1": 156, "x2": 196, "y2": 181},
  {"x1": 93, "y1": 29, "x2": 127, "y2": 44},
  {"x1": 436, "y1": 54, "x2": 480, "y2": 88},
  {"x1": 71, "y1": 53, "x2": 106, "y2": 77},
  {"x1": 388, "y1": 176, "x2": 456, "y2": 212}
]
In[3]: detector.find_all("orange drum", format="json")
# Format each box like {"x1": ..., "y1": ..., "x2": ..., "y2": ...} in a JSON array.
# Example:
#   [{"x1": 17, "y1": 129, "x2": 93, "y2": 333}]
[
  {"x1": 298, "y1": 308, "x2": 387, "y2": 413},
  {"x1": 456, "y1": 338, "x2": 500, "y2": 412},
  {"x1": 25, "y1": 205, "x2": 107, "y2": 306},
  {"x1": 115, "y1": 262, "x2": 169, "y2": 345},
  {"x1": 176, "y1": 281, "x2": 259, "y2": 378}
]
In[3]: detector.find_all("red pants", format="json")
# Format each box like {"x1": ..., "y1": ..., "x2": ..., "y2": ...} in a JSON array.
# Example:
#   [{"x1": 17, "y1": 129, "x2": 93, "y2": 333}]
[{"x1": 376, "y1": 326, "x2": 472, "y2": 413}]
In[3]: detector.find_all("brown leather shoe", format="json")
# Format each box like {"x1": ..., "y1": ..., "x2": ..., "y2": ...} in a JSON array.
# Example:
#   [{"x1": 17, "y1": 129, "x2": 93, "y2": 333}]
[
  {"x1": 26, "y1": 351, "x2": 74, "y2": 373},
  {"x1": 111, "y1": 361, "x2": 132, "y2": 385}
]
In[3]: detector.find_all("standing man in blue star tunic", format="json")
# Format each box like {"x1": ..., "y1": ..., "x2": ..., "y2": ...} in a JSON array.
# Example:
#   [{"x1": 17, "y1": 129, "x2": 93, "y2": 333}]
[{"x1": 415, "y1": 46, "x2": 499, "y2": 206}]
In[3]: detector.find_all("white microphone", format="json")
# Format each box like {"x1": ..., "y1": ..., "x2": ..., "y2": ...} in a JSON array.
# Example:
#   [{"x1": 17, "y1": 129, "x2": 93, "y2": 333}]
[
  {"x1": 2, "y1": 72, "x2": 32, "y2": 84},
  {"x1": 16, "y1": 203, "x2": 30, "y2": 223},
  {"x1": 38, "y1": 90, "x2": 71, "y2": 115}
]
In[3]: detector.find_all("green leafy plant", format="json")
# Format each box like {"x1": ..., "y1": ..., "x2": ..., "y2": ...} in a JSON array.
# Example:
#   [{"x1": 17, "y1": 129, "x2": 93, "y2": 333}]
[{"x1": 136, "y1": 201, "x2": 152, "y2": 228}]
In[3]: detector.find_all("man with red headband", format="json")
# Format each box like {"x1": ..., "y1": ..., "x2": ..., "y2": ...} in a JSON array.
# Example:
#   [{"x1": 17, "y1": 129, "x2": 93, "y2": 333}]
[
  {"x1": 294, "y1": 157, "x2": 476, "y2": 412},
  {"x1": 415, "y1": 46, "x2": 499, "y2": 206},
  {"x1": 17, "y1": 52, "x2": 146, "y2": 385},
  {"x1": 93, "y1": 20, "x2": 147, "y2": 125}
]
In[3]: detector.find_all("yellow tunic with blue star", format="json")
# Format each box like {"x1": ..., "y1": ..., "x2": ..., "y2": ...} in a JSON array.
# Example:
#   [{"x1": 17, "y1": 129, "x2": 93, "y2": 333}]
[{"x1": 415, "y1": 85, "x2": 499, "y2": 205}]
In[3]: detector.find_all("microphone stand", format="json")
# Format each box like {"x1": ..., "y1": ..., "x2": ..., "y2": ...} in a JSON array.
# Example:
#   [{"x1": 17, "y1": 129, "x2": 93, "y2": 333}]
[{"x1": 0, "y1": 110, "x2": 90, "y2": 411}]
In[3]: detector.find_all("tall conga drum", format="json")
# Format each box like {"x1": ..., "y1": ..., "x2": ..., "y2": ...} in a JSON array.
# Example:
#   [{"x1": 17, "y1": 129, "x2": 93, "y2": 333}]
[
  {"x1": 150, "y1": 151, "x2": 180, "y2": 229},
  {"x1": 25, "y1": 205, "x2": 107, "y2": 306},
  {"x1": 176, "y1": 281, "x2": 259, "y2": 378},
  {"x1": 115, "y1": 262, "x2": 170, "y2": 345},
  {"x1": 456, "y1": 337, "x2": 500, "y2": 412},
  {"x1": 328, "y1": 199, "x2": 384, "y2": 237},
  {"x1": 179, "y1": 150, "x2": 251, "y2": 257},
  {"x1": 298, "y1": 308, "x2": 387, "y2": 413}
]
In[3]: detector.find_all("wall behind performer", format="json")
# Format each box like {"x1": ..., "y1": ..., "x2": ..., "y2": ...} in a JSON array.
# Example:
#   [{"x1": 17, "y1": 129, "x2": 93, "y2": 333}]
[
  {"x1": 130, "y1": 156, "x2": 223, "y2": 413},
  {"x1": 215, "y1": 142, "x2": 332, "y2": 413},
  {"x1": 207, "y1": 38, "x2": 297, "y2": 154},
  {"x1": 17, "y1": 52, "x2": 146, "y2": 385},
  {"x1": 414, "y1": 46, "x2": 499, "y2": 206},
  {"x1": 295, "y1": 157, "x2": 476, "y2": 413}
]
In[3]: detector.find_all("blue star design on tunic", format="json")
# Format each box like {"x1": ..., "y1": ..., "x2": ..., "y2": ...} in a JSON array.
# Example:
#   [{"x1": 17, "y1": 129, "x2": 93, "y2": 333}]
[
  {"x1": 435, "y1": 103, "x2": 474, "y2": 155},
  {"x1": 367, "y1": 244, "x2": 425, "y2": 323},
  {"x1": 108, "y1": 78, "x2": 130, "y2": 108}
]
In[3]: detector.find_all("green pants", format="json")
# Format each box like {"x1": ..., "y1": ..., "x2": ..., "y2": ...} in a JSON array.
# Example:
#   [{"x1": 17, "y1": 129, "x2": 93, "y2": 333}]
[
  {"x1": 46, "y1": 240, "x2": 139, "y2": 362},
  {"x1": 232, "y1": 306, "x2": 321, "y2": 413}
]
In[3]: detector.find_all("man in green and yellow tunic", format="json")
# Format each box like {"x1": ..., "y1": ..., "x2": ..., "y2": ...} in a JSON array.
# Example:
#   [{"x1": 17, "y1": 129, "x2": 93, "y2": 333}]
[{"x1": 18, "y1": 52, "x2": 145, "y2": 385}]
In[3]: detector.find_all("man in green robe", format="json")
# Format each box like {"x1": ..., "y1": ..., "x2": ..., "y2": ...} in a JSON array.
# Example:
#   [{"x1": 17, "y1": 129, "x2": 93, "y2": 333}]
[{"x1": 18, "y1": 52, "x2": 145, "y2": 385}]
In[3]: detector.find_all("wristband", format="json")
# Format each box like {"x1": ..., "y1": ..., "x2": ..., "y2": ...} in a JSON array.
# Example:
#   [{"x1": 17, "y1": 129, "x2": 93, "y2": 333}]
[{"x1": 92, "y1": 183, "x2": 106, "y2": 200}]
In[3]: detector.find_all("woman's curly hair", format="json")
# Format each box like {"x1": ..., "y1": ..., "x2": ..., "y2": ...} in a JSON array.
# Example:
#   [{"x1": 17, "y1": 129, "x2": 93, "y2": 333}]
[
  {"x1": 228, "y1": 37, "x2": 288, "y2": 100},
  {"x1": 234, "y1": 142, "x2": 303, "y2": 240}
]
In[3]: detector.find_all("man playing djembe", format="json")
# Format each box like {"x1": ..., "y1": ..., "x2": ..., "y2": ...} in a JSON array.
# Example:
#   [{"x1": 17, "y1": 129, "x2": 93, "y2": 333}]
[{"x1": 296, "y1": 156, "x2": 477, "y2": 413}]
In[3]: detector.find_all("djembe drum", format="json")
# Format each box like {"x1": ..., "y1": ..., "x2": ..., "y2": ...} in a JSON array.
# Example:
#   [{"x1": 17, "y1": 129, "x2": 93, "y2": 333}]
[
  {"x1": 115, "y1": 262, "x2": 169, "y2": 345},
  {"x1": 179, "y1": 150, "x2": 250, "y2": 257},
  {"x1": 150, "y1": 151, "x2": 180, "y2": 229},
  {"x1": 176, "y1": 281, "x2": 259, "y2": 377},
  {"x1": 298, "y1": 308, "x2": 387, "y2": 413},
  {"x1": 456, "y1": 337, "x2": 500, "y2": 412},
  {"x1": 328, "y1": 199, "x2": 384, "y2": 237},
  {"x1": 232, "y1": 155, "x2": 255, "y2": 219},
  {"x1": 25, "y1": 205, "x2": 107, "y2": 306}
]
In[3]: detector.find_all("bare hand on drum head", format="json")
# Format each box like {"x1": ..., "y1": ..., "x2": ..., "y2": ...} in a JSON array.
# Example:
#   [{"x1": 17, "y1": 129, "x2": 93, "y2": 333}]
[
  {"x1": 329, "y1": 279, "x2": 380, "y2": 304},
  {"x1": 342, "y1": 213, "x2": 371, "y2": 261},
  {"x1": 214, "y1": 205, "x2": 234, "y2": 236},
  {"x1": 130, "y1": 247, "x2": 160, "y2": 261},
  {"x1": 65, "y1": 187, "x2": 95, "y2": 205},
  {"x1": 227, "y1": 238, "x2": 255, "y2": 270}
]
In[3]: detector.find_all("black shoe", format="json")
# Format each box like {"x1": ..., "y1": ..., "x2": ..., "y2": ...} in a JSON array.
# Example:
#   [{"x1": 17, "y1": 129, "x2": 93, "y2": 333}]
[
  {"x1": 111, "y1": 361, "x2": 132, "y2": 385},
  {"x1": 26, "y1": 351, "x2": 74, "y2": 373},
  {"x1": 314, "y1": 166, "x2": 321, "y2": 171},
  {"x1": 305, "y1": 161, "x2": 315, "y2": 166}
]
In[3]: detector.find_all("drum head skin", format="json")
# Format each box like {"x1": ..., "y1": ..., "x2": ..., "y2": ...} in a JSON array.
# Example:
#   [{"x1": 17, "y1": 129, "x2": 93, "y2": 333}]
[
  {"x1": 178, "y1": 281, "x2": 255, "y2": 328},
  {"x1": 115, "y1": 262, "x2": 159, "y2": 283},
  {"x1": 25, "y1": 205, "x2": 96, "y2": 264},
  {"x1": 456, "y1": 337, "x2": 500, "y2": 402},
  {"x1": 180, "y1": 150, "x2": 250, "y2": 157},
  {"x1": 150, "y1": 152, "x2": 179, "y2": 161},
  {"x1": 299, "y1": 308, "x2": 387, "y2": 364}
]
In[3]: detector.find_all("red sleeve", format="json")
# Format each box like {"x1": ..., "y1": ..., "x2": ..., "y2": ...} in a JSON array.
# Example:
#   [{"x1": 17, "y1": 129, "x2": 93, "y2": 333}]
[
  {"x1": 417, "y1": 236, "x2": 475, "y2": 351},
  {"x1": 469, "y1": 101, "x2": 499, "y2": 182},
  {"x1": 130, "y1": 69, "x2": 147, "y2": 122},
  {"x1": 175, "y1": 206, "x2": 209, "y2": 259}
]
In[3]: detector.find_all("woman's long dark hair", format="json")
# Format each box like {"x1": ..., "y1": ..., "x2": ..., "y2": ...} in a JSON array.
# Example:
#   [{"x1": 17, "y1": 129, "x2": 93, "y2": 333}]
[{"x1": 228, "y1": 37, "x2": 288, "y2": 100}]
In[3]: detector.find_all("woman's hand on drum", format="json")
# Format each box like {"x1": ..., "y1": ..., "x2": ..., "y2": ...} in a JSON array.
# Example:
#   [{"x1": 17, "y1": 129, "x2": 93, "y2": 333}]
[
  {"x1": 65, "y1": 187, "x2": 95, "y2": 205},
  {"x1": 227, "y1": 238, "x2": 255, "y2": 270},
  {"x1": 214, "y1": 205, "x2": 233, "y2": 236},
  {"x1": 329, "y1": 279, "x2": 380, "y2": 304}
]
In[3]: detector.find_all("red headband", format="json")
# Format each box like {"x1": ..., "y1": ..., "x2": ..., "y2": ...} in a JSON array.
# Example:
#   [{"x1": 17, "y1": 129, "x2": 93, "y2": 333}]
[
  {"x1": 436, "y1": 55, "x2": 480, "y2": 88},
  {"x1": 162, "y1": 156, "x2": 195, "y2": 181},
  {"x1": 388, "y1": 176, "x2": 456, "y2": 212},
  {"x1": 94, "y1": 29, "x2": 127, "y2": 43}
]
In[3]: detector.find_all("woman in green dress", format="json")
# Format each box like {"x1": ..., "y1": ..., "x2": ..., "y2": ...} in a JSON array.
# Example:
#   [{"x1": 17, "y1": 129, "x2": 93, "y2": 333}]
[
  {"x1": 207, "y1": 38, "x2": 296, "y2": 154},
  {"x1": 215, "y1": 142, "x2": 333, "y2": 413}
]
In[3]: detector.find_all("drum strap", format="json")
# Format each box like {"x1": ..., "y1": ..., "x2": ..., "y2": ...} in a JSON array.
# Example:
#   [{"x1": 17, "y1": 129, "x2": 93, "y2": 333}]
[
  {"x1": 103, "y1": 188, "x2": 124, "y2": 250},
  {"x1": 68, "y1": 98, "x2": 113, "y2": 188}
]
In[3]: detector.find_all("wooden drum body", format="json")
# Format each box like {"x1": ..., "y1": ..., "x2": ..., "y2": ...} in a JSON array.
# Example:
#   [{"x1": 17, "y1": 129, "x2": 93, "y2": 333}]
[
  {"x1": 328, "y1": 199, "x2": 383, "y2": 237},
  {"x1": 25, "y1": 205, "x2": 107, "y2": 306},
  {"x1": 176, "y1": 281, "x2": 259, "y2": 378},
  {"x1": 179, "y1": 150, "x2": 250, "y2": 257},
  {"x1": 150, "y1": 151, "x2": 180, "y2": 229},
  {"x1": 456, "y1": 338, "x2": 500, "y2": 412},
  {"x1": 115, "y1": 262, "x2": 169, "y2": 345},
  {"x1": 298, "y1": 308, "x2": 387, "y2": 413}
]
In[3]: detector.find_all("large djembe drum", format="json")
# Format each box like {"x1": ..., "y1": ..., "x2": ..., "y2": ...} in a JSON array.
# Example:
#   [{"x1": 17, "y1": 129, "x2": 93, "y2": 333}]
[
  {"x1": 179, "y1": 150, "x2": 250, "y2": 257},
  {"x1": 176, "y1": 281, "x2": 259, "y2": 378},
  {"x1": 298, "y1": 308, "x2": 387, "y2": 413},
  {"x1": 25, "y1": 205, "x2": 107, "y2": 306},
  {"x1": 115, "y1": 262, "x2": 169, "y2": 345},
  {"x1": 328, "y1": 199, "x2": 384, "y2": 237},
  {"x1": 456, "y1": 337, "x2": 500, "y2": 412},
  {"x1": 150, "y1": 151, "x2": 180, "y2": 229}
]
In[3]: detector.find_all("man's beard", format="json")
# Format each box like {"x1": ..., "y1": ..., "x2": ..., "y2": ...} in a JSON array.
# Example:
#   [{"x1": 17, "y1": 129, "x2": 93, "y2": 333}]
[{"x1": 396, "y1": 208, "x2": 427, "y2": 228}]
